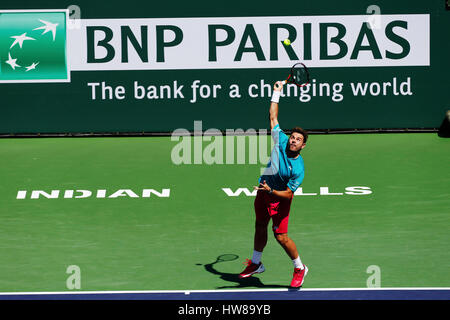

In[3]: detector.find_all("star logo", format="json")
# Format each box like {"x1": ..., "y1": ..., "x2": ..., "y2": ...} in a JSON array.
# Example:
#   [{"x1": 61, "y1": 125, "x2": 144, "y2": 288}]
[
  {"x1": 10, "y1": 33, "x2": 36, "y2": 49},
  {"x1": 25, "y1": 62, "x2": 40, "y2": 72},
  {"x1": 5, "y1": 53, "x2": 21, "y2": 70},
  {"x1": 33, "y1": 20, "x2": 59, "y2": 41},
  {"x1": 0, "y1": 10, "x2": 69, "y2": 83}
]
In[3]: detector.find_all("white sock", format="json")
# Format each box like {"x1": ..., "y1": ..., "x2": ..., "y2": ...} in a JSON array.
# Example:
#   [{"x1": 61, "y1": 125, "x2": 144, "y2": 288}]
[
  {"x1": 252, "y1": 250, "x2": 263, "y2": 265},
  {"x1": 293, "y1": 256, "x2": 304, "y2": 269}
]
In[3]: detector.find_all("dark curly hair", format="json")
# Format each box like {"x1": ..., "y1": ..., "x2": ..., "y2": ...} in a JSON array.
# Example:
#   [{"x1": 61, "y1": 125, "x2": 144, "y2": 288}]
[{"x1": 291, "y1": 127, "x2": 308, "y2": 143}]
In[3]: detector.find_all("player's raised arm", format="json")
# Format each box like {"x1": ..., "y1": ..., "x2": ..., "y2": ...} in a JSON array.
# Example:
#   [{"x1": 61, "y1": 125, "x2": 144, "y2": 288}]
[{"x1": 269, "y1": 81, "x2": 283, "y2": 130}]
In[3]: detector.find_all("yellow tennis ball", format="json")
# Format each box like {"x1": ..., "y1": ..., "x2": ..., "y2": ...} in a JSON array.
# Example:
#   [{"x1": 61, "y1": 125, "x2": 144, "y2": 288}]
[{"x1": 283, "y1": 39, "x2": 291, "y2": 46}]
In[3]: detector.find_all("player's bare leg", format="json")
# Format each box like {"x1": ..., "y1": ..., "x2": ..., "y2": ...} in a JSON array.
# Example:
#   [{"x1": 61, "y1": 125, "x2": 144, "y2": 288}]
[
  {"x1": 275, "y1": 233, "x2": 308, "y2": 288},
  {"x1": 274, "y1": 233, "x2": 298, "y2": 259}
]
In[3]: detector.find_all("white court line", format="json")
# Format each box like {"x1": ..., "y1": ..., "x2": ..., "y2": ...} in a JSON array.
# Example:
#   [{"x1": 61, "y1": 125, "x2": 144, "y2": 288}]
[{"x1": 0, "y1": 287, "x2": 449, "y2": 296}]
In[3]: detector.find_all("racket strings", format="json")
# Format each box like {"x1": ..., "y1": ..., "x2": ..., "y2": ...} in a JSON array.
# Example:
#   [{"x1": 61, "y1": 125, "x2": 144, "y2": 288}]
[
  {"x1": 291, "y1": 68, "x2": 309, "y2": 85},
  {"x1": 288, "y1": 63, "x2": 310, "y2": 87}
]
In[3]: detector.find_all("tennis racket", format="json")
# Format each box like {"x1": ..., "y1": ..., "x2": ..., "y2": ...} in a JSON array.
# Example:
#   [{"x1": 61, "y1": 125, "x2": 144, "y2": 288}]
[{"x1": 277, "y1": 62, "x2": 310, "y2": 88}]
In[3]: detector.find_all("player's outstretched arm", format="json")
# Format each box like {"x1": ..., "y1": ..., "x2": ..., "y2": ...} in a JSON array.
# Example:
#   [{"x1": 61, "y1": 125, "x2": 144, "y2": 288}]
[{"x1": 269, "y1": 81, "x2": 283, "y2": 130}]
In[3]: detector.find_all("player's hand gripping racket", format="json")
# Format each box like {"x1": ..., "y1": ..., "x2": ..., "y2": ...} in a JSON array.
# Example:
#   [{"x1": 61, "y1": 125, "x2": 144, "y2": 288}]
[{"x1": 276, "y1": 62, "x2": 310, "y2": 89}]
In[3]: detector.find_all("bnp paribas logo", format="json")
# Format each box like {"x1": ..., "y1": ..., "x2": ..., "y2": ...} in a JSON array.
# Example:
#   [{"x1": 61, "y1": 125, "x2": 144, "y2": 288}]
[{"x1": 0, "y1": 10, "x2": 70, "y2": 83}]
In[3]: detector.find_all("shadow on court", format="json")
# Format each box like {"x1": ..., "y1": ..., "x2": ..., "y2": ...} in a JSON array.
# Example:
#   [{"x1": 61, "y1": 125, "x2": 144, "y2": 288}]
[{"x1": 198, "y1": 254, "x2": 290, "y2": 290}]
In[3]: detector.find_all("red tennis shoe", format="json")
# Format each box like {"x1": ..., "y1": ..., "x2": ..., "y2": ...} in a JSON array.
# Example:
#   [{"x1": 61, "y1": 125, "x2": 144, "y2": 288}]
[
  {"x1": 290, "y1": 265, "x2": 308, "y2": 288},
  {"x1": 239, "y1": 259, "x2": 265, "y2": 278}
]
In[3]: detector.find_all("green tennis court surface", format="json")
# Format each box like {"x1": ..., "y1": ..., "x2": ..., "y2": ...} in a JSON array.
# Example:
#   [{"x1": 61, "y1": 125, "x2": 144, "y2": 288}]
[{"x1": 0, "y1": 133, "x2": 449, "y2": 292}]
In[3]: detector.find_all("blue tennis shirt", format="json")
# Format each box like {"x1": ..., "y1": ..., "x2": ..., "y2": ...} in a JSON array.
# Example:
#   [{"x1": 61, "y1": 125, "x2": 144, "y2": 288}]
[{"x1": 259, "y1": 124, "x2": 305, "y2": 192}]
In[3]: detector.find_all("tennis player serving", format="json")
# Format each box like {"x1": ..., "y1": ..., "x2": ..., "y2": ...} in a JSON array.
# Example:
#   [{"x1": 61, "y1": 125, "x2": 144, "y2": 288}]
[{"x1": 239, "y1": 80, "x2": 308, "y2": 288}]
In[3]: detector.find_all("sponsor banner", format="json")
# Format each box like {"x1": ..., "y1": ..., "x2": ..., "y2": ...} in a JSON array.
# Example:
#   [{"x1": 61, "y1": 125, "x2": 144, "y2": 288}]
[
  {"x1": 0, "y1": 2, "x2": 446, "y2": 133},
  {"x1": 0, "y1": 10, "x2": 69, "y2": 83},
  {"x1": 68, "y1": 14, "x2": 430, "y2": 71}
]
